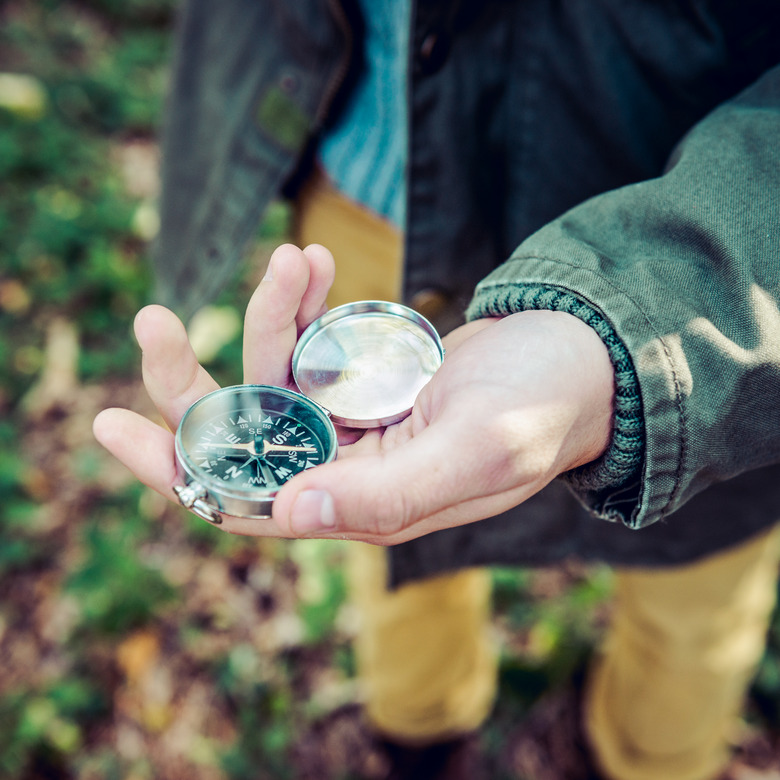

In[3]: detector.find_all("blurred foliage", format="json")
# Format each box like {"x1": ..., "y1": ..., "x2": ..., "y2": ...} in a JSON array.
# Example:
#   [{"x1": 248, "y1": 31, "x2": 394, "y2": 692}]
[
  {"x1": 290, "y1": 540, "x2": 350, "y2": 645},
  {"x1": 0, "y1": 0, "x2": 165, "y2": 406},
  {"x1": 65, "y1": 510, "x2": 179, "y2": 637},
  {"x1": 486, "y1": 565, "x2": 613, "y2": 750},
  {"x1": 216, "y1": 660, "x2": 295, "y2": 780},
  {"x1": 0, "y1": 676, "x2": 110, "y2": 779}
]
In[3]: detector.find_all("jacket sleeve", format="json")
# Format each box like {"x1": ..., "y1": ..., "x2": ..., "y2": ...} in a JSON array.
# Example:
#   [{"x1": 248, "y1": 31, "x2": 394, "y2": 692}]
[{"x1": 467, "y1": 65, "x2": 780, "y2": 530}]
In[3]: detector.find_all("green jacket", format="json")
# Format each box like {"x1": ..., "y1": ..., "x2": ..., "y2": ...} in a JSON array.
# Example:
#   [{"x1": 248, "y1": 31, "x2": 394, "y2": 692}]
[{"x1": 154, "y1": 0, "x2": 780, "y2": 583}]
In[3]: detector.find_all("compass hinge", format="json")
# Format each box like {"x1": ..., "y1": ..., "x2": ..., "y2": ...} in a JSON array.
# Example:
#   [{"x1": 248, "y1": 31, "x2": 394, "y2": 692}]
[{"x1": 173, "y1": 483, "x2": 223, "y2": 525}]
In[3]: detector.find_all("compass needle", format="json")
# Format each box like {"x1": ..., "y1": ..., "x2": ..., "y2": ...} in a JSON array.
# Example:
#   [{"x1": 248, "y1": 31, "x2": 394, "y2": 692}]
[
  {"x1": 263, "y1": 442, "x2": 318, "y2": 455},
  {"x1": 199, "y1": 441, "x2": 257, "y2": 455}
]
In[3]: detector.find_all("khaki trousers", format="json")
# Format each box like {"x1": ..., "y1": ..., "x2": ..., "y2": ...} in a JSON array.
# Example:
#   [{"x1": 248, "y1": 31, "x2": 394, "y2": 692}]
[{"x1": 294, "y1": 170, "x2": 780, "y2": 780}]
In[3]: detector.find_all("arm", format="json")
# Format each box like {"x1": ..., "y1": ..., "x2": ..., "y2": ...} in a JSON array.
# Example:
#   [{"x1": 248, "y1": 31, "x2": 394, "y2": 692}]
[
  {"x1": 276, "y1": 65, "x2": 780, "y2": 539},
  {"x1": 469, "y1": 65, "x2": 780, "y2": 529}
]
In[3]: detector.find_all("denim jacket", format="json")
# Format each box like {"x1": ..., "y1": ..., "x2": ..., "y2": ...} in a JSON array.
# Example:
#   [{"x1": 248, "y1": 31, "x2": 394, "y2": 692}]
[{"x1": 154, "y1": 0, "x2": 780, "y2": 582}]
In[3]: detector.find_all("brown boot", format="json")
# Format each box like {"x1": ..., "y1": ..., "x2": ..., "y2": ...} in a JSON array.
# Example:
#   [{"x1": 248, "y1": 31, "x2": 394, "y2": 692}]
[{"x1": 380, "y1": 733, "x2": 488, "y2": 780}]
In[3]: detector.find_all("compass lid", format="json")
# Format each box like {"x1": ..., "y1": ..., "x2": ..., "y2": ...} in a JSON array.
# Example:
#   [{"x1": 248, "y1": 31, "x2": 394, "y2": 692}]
[{"x1": 292, "y1": 301, "x2": 444, "y2": 428}]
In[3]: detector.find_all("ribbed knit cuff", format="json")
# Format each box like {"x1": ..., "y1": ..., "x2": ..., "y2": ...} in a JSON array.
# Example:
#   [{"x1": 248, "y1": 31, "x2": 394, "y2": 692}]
[{"x1": 466, "y1": 284, "x2": 644, "y2": 499}]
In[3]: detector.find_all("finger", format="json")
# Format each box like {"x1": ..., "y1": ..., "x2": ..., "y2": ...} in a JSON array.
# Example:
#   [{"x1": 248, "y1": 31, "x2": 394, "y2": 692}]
[
  {"x1": 93, "y1": 407, "x2": 298, "y2": 538},
  {"x1": 243, "y1": 244, "x2": 315, "y2": 386},
  {"x1": 297, "y1": 244, "x2": 336, "y2": 327},
  {"x1": 351, "y1": 482, "x2": 542, "y2": 545},
  {"x1": 136, "y1": 305, "x2": 220, "y2": 431},
  {"x1": 93, "y1": 407, "x2": 179, "y2": 498}
]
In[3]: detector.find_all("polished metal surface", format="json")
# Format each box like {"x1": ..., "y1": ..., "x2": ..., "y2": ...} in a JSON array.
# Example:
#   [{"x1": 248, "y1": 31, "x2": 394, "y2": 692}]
[
  {"x1": 173, "y1": 483, "x2": 223, "y2": 524},
  {"x1": 293, "y1": 301, "x2": 444, "y2": 427}
]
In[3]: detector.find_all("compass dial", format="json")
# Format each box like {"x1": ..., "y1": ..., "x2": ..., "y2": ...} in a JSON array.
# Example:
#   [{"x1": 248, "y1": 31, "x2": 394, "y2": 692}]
[
  {"x1": 190, "y1": 409, "x2": 325, "y2": 489},
  {"x1": 175, "y1": 385, "x2": 337, "y2": 515}
]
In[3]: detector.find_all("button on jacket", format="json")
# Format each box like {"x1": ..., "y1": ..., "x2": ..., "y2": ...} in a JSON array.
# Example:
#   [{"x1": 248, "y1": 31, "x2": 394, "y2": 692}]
[{"x1": 153, "y1": 0, "x2": 780, "y2": 584}]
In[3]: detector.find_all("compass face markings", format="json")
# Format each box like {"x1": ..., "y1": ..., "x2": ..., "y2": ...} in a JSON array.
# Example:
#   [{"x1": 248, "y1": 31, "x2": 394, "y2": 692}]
[
  {"x1": 253, "y1": 459, "x2": 279, "y2": 488},
  {"x1": 188, "y1": 405, "x2": 327, "y2": 489}
]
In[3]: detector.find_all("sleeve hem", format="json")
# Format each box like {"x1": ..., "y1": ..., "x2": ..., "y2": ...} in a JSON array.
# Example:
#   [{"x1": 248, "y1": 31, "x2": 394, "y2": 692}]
[{"x1": 466, "y1": 282, "x2": 646, "y2": 526}]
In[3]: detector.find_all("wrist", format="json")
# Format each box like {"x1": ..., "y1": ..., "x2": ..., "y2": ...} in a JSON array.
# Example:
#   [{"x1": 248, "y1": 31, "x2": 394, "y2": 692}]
[
  {"x1": 512, "y1": 309, "x2": 615, "y2": 473},
  {"x1": 467, "y1": 284, "x2": 645, "y2": 491}
]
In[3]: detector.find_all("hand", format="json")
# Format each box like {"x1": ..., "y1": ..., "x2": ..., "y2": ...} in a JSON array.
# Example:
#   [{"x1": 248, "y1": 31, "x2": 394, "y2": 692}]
[
  {"x1": 92, "y1": 243, "x2": 336, "y2": 536},
  {"x1": 272, "y1": 309, "x2": 616, "y2": 544},
  {"x1": 94, "y1": 242, "x2": 615, "y2": 543}
]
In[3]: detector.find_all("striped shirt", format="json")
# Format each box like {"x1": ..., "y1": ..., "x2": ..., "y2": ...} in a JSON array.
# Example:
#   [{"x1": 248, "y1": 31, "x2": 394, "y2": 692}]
[{"x1": 319, "y1": 0, "x2": 409, "y2": 228}]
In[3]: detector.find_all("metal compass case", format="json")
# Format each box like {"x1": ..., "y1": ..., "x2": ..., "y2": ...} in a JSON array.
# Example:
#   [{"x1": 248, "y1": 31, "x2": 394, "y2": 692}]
[{"x1": 172, "y1": 301, "x2": 444, "y2": 525}]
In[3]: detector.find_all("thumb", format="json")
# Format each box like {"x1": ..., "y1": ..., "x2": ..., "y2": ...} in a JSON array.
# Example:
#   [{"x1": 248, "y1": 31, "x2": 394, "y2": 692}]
[
  {"x1": 271, "y1": 421, "x2": 532, "y2": 543},
  {"x1": 272, "y1": 427, "x2": 449, "y2": 540}
]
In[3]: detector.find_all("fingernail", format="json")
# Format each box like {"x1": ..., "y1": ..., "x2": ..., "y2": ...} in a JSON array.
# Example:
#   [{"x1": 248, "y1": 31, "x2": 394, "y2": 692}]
[
  {"x1": 262, "y1": 257, "x2": 274, "y2": 282},
  {"x1": 291, "y1": 490, "x2": 336, "y2": 534}
]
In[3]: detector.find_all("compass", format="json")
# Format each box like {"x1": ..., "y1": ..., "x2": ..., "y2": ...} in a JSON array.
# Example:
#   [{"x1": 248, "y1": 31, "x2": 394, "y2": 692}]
[
  {"x1": 172, "y1": 301, "x2": 443, "y2": 525},
  {"x1": 174, "y1": 384, "x2": 336, "y2": 524}
]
